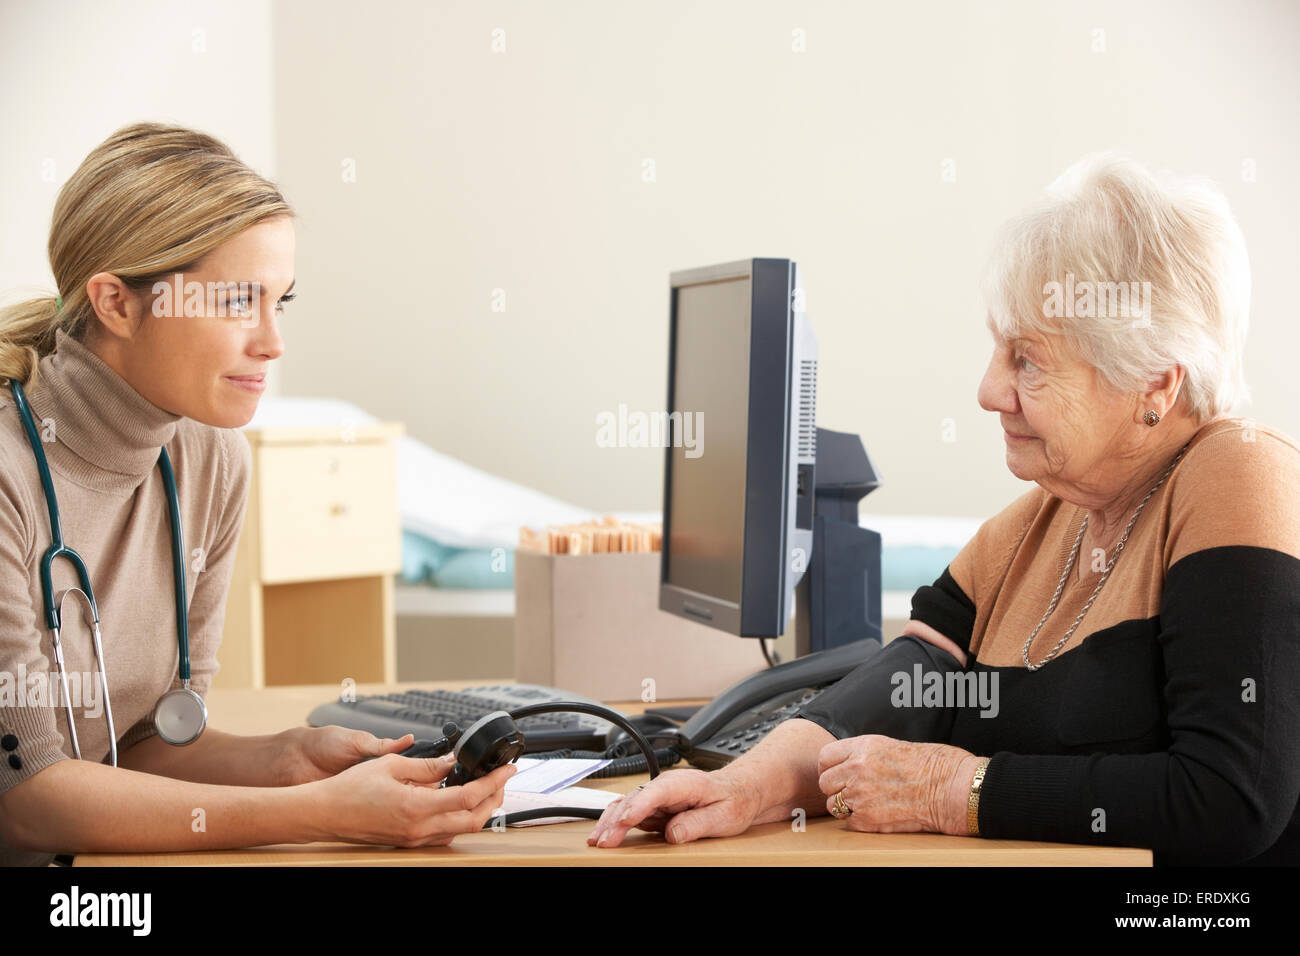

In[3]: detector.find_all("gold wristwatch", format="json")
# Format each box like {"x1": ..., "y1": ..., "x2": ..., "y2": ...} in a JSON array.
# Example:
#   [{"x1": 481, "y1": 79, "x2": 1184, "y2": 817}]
[{"x1": 967, "y1": 757, "x2": 991, "y2": 836}]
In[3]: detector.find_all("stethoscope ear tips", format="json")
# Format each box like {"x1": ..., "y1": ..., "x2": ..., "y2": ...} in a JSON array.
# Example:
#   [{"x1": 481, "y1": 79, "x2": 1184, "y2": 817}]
[{"x1": 155, "y1": 687, "x2": 207, "y2": 745}]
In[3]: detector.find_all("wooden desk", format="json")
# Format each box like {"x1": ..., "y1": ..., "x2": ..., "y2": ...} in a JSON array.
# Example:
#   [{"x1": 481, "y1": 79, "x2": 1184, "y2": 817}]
[{"x1": 75, "y1": 682, "x2": 1152, "y2": 866}]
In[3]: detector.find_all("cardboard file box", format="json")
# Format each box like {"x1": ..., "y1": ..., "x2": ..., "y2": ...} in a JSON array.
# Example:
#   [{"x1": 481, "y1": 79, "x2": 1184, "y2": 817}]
[{"x1": 514, "y1": 550, "x2": 765, "y2": 702}]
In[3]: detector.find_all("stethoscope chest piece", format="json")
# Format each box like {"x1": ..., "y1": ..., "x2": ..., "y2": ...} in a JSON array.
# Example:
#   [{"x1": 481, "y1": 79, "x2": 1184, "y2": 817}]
[{"x1": 155, "y1": 686, "x2": 207, "y2": 745}]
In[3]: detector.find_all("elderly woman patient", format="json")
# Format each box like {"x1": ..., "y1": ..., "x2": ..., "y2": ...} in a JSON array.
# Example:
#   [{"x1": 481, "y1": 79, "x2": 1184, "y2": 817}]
[{"x1": 589, "y1": 153, "x2": 1300, "y2": 866}]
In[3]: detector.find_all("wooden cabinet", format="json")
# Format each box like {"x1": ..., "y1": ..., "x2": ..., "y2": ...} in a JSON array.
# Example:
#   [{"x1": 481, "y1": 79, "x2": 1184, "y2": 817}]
[{"x1": 216, "y1": 423, "x2": 405, "y2": 689}]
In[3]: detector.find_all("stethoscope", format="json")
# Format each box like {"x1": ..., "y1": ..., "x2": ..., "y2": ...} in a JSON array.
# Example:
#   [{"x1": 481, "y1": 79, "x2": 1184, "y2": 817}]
[{"x1": 9, "y1": 379, "x2": 206, "y2": 766}]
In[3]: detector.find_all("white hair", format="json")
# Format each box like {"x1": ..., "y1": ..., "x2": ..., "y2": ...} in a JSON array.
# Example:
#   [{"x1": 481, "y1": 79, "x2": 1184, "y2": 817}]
[{"x1": 981, "y1": 151, "x2": 1252, "y2": 423}]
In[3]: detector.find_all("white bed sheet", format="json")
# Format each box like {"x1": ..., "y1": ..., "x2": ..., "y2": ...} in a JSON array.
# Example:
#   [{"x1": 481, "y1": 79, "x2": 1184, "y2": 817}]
[{"x1": 244, "y1": 397, "x2": 654, "y2": 549}]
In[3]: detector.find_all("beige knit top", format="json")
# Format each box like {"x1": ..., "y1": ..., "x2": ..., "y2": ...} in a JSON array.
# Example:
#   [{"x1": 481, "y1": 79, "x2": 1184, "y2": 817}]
[{"x1": 0, "y1": 327, "x2": 251, "y2": 865}]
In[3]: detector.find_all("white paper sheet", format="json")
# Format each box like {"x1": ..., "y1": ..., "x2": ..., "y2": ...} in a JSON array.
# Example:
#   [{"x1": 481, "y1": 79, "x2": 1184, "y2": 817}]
[{"x1": 505, "y1": 757, "x2": 612, "y2": 794}]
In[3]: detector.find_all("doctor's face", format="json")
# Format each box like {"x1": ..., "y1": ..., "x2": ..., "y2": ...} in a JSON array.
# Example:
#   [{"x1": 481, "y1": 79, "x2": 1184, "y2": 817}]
[{"x1": 84, "y1": 216, "x2": 295, "y2": 429}]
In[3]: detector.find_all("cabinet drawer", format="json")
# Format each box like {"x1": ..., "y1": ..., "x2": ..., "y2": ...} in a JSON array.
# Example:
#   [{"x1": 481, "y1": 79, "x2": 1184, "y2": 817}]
[{"x1": 256, "y1": 441, "x2": 400, "y2": 583}]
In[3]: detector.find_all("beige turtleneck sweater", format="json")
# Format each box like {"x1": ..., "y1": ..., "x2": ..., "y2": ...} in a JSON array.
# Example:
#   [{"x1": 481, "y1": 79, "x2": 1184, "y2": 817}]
[{"x1": 0, "y1": 327, "x2": 251, "y2": 866}]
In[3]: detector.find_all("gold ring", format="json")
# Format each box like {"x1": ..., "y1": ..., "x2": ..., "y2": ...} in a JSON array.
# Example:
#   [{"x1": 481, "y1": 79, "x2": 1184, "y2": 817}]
[{"x1": 830, "y1": 790, "x2": 852, "y2": 818}]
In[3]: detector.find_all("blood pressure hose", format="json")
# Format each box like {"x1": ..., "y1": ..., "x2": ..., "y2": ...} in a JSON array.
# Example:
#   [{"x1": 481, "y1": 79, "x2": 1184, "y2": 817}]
[{"x1": 454, "y1": 701, "x2": 662, "y2": 828}]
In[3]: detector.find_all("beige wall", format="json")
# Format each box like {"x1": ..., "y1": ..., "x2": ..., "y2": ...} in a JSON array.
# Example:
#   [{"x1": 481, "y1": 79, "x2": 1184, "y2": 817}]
[{"x1": 5, "y1": 0, "x2": 1299, "y2": 521}]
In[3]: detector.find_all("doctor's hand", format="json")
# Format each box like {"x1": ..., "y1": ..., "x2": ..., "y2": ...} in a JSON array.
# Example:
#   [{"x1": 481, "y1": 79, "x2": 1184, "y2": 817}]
[
  {"x1": 275, "y1": 726, "x2": 416, "y2": 786},
  {"x1": 307, "y1": 752, "x2": 516, "y2": 847},
  {"x1": 586, "y1": 768, "x2": 764, "y2": 848},
  {"x1": 817, "y1": 735, "x2": 982, "y2": 836}
]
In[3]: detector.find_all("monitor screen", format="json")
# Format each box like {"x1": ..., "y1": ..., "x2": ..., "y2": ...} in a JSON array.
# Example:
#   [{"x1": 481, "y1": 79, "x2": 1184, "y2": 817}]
[
  {"x1": 664, "y1": 276, "x2": 751, "y2": 604},
  {"x1": 660, "y1": 257, "x2": 815, "y2": 639}
]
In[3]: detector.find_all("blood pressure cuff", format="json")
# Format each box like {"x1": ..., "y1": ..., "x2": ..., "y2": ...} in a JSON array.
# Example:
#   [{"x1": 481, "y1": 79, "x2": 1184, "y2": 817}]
[{"x1": 792, "y1": 635, "x2": 964, "y2": 742}]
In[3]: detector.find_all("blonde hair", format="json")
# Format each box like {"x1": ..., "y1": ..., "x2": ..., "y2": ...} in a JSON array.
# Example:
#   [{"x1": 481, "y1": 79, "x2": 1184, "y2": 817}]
[
  {"x1": 0, "y1": 122, "x2": 295, "y2": 389},
  {"x1": 981, "y1": 151, "x2": 1251, "y2": 423}
]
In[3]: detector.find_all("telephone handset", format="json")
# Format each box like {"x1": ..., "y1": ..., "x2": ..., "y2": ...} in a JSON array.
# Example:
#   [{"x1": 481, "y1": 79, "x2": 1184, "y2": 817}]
[{"x1": 674, "y1": 638, "x2": 882, "y2": 770}]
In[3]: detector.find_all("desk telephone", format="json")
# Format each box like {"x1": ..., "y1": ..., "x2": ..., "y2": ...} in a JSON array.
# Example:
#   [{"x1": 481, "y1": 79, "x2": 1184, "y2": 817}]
[{"x1": 667, "y1": 638, "x2": 880, "y2": 768}]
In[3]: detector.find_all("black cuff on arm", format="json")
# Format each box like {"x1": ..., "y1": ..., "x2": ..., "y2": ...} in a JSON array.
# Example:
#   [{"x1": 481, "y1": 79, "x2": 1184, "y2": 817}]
[{"x1": 793, "y1": 635, "x2": 965, "y2": 742}]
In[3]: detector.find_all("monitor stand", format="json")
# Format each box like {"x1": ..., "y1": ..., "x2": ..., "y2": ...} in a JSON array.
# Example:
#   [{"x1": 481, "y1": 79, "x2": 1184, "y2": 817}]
[{"x1": 794, "y1": 427, "x2": 884, "y2": 657}]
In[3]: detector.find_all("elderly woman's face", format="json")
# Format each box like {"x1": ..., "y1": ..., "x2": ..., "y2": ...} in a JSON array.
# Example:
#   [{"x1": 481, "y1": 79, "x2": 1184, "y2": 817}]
[{"x1": 977, "y1": 318, "x2": 1135, "y2": 488}]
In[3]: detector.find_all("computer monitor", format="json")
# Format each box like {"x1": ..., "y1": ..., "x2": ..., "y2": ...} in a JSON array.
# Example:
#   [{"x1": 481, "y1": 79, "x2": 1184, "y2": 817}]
[{"x1": 659, "y1": 258, "x2": 817, "y2": 638}]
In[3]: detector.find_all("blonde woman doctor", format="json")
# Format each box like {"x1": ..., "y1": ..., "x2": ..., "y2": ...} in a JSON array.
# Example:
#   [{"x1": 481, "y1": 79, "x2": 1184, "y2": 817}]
[{"x1": 0, "y1": 123, "x2": 513, "y2": 866}]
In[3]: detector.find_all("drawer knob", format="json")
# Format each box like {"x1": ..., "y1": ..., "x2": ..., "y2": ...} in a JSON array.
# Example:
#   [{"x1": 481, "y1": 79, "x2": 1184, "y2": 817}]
[
  {"x1": 330, "y1": 502, "x2": 349, "y2": 517},
  {"x1": 327, "y1": 457, "x2": 340, "y2": 474}
]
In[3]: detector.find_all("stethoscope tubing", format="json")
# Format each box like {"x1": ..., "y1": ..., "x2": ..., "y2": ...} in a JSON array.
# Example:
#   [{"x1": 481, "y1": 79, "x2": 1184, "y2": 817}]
[
  {"x1": 51, "y1": 586, "x2": 118, "y2": 765},
  {"x1": 9, "y1": 378, "x2": 195, "y2": 762}
]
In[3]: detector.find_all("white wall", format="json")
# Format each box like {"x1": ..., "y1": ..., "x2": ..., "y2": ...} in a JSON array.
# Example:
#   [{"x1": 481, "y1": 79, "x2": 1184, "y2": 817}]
[
  {"x1": 268, "y1": 0, "x2": 1300, "y2": 519},
  {"x1": 0, "y1": 0, "x2": 280, "y2": 390},
  {"x1": 5, "y1": 0, "x2": 1298, "y2": 521}
]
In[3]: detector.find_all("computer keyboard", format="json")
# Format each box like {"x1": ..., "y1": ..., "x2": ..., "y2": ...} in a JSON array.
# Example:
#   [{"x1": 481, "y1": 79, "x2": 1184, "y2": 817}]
[{"x1": 307, "y1": 683, "x2": 623, "y2": 752}]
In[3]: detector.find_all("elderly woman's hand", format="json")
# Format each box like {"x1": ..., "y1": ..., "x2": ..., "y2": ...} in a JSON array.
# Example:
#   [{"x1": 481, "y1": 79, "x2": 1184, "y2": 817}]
[
  {"x1": 586, "y1": 767, "x2": 765, "y2": 847},
  {"x1": 817, "y1": 735, "x2": 984, "y2": 835}
]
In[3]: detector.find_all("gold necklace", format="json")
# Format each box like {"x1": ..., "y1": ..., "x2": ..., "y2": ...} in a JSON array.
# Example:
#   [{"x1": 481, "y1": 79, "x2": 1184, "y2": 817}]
[{"x1": 1022, "y1": 441, "x2": 1190, "y2": 671}]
